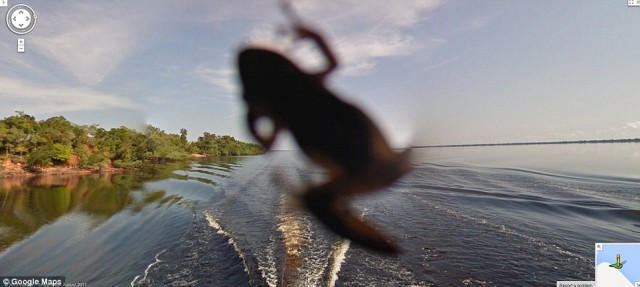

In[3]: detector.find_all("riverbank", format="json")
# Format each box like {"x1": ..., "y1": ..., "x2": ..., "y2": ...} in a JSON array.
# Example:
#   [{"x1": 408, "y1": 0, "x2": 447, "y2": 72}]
[
  {"x1": 0, "y1": 159, "x2": 124, "y2": 178},
  {"x1": 0, "y1": 154, "x2": 239, "y2": 178}
]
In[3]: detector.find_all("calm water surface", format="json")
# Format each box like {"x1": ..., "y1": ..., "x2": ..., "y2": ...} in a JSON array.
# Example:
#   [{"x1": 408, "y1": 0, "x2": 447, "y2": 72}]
[{"x1": 0, "y1": 144, "x2": 638, "y2": 286}]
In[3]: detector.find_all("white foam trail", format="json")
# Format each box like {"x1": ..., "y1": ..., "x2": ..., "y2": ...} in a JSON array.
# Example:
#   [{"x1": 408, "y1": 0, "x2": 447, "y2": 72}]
[
  {"x1": 203, "y1": 210, "x2": 251, "y2": 276},
  {"x1": 257, "y1": 235, "x2": 279, "y2": 287},
  {"x1": 326, "y1": 208, "x2": 364, "y2": 287},
  {"x1": 130, "y1": 249, "x2": 167, "y2": 286},
  {"x1": 276, "y1": 193, "x2": 312, "y2": 286},
  {"x1": 277, "y1": 190, "x2": 345, "y2": 286},
  {"x1": 325, "y1": 207, "x2": 376, "y2": 287},
  {"x1": 327, "y1": 238, "x2": 350, "y2": 287}
]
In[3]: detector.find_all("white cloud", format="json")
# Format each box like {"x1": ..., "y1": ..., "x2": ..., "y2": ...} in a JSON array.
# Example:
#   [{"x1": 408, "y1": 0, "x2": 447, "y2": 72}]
[
  {"x1": 334, "y1": 29, "x2": 421, "y2": 76},
  {"x1": 31, "y1": 22, "x2": 134, "y2": 86},
  {"x1": 0, "y1": 43, "x2": 41, "y2": 75},
  {"x1": 293, "y1": 0, "x2": 443, "y2": 28},
  {"x1": 626, "y1": 121, "x2": 640, "y2": 129},
  {"x1": 0, "y1": 76, "x2": 139, "y2": 114},
  {"x1": 339, "y1": 61, "x2": 377, "y2": 77},
  {"x1": 421, "y1": 55, "x2": 460, "y2": 73},
  {"x1": 452, "y1": 14, "x2": 496, "y2": 33},
  {"x1": 194, "y1": 66, "x2": 238, "y2": 96},
  {"x1": 567, "y1": 130, "x2": 586, "y2": 139},
  {"x1": 28, "y1": 2, "x2": 158, "y2": 86},
  {"x1": 243, "y1": 0, "x2": 445, "y2": 76},
  {"x1": 196, "y1": 1, "x2": 277, "y2": 23}
]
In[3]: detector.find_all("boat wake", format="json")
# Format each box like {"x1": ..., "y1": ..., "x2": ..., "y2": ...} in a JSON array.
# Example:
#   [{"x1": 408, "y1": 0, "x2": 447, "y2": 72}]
[
  {"x1": 275, "y1": 192, "x2": 352, "y2": 286},
  {"x1": 204, "y1": 211, "x2": 251, "y2": 276},
  {"x1": 130, "y1": 249, "x2": 167, "y2": 286},
  {"x1": 202, "y1": 189, "x2": 353, "y2": 286},
  {"x1": 327, "y1": 237, "x2": 350, "y2": 287}
]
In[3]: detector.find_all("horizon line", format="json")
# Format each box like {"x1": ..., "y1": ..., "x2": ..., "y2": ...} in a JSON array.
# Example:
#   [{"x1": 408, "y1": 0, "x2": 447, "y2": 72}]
[{"x1": 412, "y1": 137, "x2": 640, "y2": 148}]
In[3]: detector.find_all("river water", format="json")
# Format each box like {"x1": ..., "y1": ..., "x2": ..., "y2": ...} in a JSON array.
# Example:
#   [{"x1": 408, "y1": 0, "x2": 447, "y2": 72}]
[{"x1": 0, "y1": 143, "x2": 638, "y2": 286}]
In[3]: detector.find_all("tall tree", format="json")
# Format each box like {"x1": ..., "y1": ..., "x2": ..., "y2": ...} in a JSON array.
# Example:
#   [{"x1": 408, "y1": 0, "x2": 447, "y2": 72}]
[
  {"x1": 1, "y1": 111, "x2": 38, "y2": 156},
  {"x1": 179, "y1": 128, "x2": 188, "y2": 146}
]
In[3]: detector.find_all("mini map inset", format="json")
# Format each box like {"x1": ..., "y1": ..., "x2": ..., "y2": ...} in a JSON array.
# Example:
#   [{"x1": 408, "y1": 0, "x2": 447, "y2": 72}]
[
  {"x1": 595, "y1": 243, "x2": 640, "y2": 287},
  {"x1": 6, "y1": 4, "x2": 37, "y2": 35}
]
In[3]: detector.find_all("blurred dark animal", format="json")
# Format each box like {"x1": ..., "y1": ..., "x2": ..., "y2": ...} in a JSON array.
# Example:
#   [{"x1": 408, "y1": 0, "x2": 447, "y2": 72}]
[{"x1": 237, "y1": 25, "x2": 411, "y2": 254}]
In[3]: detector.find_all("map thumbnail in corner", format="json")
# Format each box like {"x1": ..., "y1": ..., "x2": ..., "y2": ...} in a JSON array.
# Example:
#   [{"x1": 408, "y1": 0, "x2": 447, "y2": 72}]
[{"x1": 595, "y1": 243, "x2": 640, "y2": 287}]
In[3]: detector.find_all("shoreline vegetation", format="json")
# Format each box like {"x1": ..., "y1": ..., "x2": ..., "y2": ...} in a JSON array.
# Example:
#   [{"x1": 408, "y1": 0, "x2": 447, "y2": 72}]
[
  {"x1": 413, "y1": 138, "x2": 640, "y2": 148},
  {"x1": 0, "y1": 112, "x2": 264, "y2": 177}
]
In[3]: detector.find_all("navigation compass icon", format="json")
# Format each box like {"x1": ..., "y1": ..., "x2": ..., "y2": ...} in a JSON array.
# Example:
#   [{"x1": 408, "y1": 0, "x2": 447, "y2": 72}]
[{"x1": 6, "y1": 4, "x2": 37, "y2": 35}]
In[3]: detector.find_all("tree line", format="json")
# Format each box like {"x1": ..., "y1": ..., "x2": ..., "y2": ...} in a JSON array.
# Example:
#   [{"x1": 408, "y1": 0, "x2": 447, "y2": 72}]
[{"x1": 0, "y1": 112, "x2": 264, "y2": 170}]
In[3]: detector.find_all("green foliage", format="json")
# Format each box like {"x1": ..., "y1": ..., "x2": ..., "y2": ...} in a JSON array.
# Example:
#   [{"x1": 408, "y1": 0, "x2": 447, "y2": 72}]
[
  {"x1": 144, "y1": 125, "x2": 190, "y2": 161},
  {"x1": 40, "y1": 116, "x2": 76, "y2": 146},
  {"x1": 0, "y1": 111, "x2": 38, "y2": 157},
  {"x1": 0, "y1": 112, "x2": 264, "y2": 171},
  {"x1": 26, "y1": 143, "x2": 72, "y2": 168},
  {"x1": 179, "y1": 128, "x2": 188, "y2": 146},
  {"x1": 194, "y1": 132, "x2": 263, "y2": 156},
  {"x1": 50, "y1": 143, "x2": 72, "y2": 164},
  {"x1": 0, "y1": 121, "x2": 7, "y2": 153},
  {"x1": 113, "y1": 159, "x2": 143, "y2": 169},
  {"x1": 27, "y1": 146, "x2": 52, "y2": 168},
  {"x1": 94, "y1": 126, "x2": 147, "y2": 168},
  {"x1": 76, "y1": 147, "x2": 106, "y2": 169}
]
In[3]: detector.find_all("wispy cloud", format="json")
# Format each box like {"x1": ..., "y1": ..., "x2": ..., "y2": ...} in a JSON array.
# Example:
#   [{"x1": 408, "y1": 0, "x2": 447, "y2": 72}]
[
  {"x1": 294, "y1": 0, "x2": 443, "y2": 28},
  {"x1": 555, "y1": 120, "x2": 640, "y2": 141},
  {"x1": 195, "y1": 1, "x2": 277, "y2": 23},
  {"x1": 0, "y1": 76, "x2": 139, "y2": 114},
  {"x1": 452, "y1": 14, "x2": 496, "y2": 33},
  {"x1": 566, "y1": 130, "x2": 587, "y2": 139},
  {"x1": 333, "y1": 30, "x2": 422, "y2": 76},
  {"x1": 241, "y1": 0, "x2": 446, "y2": 76},
  {"x1": 31, "y1": 23, "x2": 134, "y2": 86},
  {"x1": 626, "y1": 121, "x2": 640, "y2": 129},
  {"x1": 194, "y1": 65, "x2": 238, "y2": 96},
  {"x1": 28, "y1": 2, "x2": 158, "y2": 86},
  {"x1": 420, "y1": 55, "x2": 460, "y2": 73}
]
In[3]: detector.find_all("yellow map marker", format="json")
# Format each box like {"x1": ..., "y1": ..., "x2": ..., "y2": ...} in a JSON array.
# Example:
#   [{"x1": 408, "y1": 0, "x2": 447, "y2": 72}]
[{"x1": 609, "y1": 254, "x2": 624, "y2": 269}]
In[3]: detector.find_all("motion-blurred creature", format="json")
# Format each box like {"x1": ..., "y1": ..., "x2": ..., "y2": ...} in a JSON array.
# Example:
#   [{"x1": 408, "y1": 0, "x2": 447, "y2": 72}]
[{"x1": 237, "y1": 23, "x2": 411, "y2": 254}]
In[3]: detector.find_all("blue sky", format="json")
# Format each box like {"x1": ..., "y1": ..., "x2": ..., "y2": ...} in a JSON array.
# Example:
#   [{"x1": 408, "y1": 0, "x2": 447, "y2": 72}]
[{"x1": 1, "y1": 0, "x2": 639, "y2": 148}]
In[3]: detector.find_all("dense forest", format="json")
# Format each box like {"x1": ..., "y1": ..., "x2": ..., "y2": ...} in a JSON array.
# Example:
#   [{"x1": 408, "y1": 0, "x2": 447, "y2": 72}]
[{"x1": 0, "y1": 112, "x2": 264, "y2": 171}]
